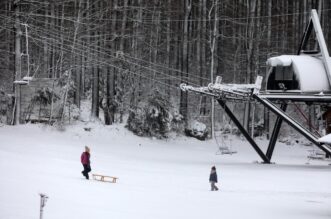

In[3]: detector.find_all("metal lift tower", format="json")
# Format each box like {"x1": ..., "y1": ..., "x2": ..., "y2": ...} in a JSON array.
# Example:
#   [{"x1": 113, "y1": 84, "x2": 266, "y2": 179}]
[{"x1": 180, "y1": 10, "x2": 331, "y2": 163}]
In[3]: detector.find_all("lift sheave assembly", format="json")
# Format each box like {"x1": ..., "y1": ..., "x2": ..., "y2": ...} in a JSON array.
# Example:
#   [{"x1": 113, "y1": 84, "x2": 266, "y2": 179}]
[{"x1": 180, "y1": 9, "x2": 331, "y2": 163}]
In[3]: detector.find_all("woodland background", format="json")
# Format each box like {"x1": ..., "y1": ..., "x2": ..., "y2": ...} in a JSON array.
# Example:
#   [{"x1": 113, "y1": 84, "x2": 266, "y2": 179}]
[{"x1": 0, "y1": 0, "x2": 330, "y2": 138}]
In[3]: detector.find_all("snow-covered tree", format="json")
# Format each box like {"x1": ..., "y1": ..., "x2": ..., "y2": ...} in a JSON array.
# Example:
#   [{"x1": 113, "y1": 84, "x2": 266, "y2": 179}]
[{"x1": 127, "y1": 90, "x2": 175, "y2": 138}]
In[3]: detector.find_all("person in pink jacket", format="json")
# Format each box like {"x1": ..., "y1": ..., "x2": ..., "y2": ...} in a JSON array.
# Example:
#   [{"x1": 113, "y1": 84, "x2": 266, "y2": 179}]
[{"x1": 81, "y1": 146, "x2": 91, "y2": 179}]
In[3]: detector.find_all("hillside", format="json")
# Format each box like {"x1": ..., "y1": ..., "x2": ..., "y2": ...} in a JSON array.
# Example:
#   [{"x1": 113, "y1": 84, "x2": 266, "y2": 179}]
[{"x1": 0, "y1": 123, "x2": 330, "y2": 219}]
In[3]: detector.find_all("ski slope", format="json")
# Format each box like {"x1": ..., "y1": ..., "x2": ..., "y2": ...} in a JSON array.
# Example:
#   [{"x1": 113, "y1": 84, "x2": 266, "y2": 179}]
[{"x1": 0, "y1": 123, "x2": 330, "y2": 219}]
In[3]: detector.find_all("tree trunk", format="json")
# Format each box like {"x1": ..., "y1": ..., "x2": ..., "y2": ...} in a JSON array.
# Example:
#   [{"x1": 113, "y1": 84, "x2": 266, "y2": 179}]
[
  {"x1": 118, "y1": 0, "x2": 128, "y2": 123},
  {"x1": 150, "y1": 2, "x2": 160, "y2": 89},
  {"x1": 106, "y1": 0, "x2": 118, "y2": 124},
  {"x1": 43, "y1": 5, "x2": 49, "y2": 78},
  {"x1": 50, "y1": 1, "x2": 55, "y2": 78},
  {"x1": 209, "y1": 0, "x2": 219, "y2": 138},
  {"x1": 166, "y1": 0, "x2": 172, "y2": 97},
  {"x1": 243, "y1": 0, "x2": 257, "y2": 132},
  {"x1": 58, "y1": 3, "x2": 65, "y2": 78},
  {"x1": 91, "y1": 58, "x2": 99, "y2": 118},
  {"x1": 180, "y1": 0, "x2": 191, "y2": 126},
  {"x1": 73, "y1": 0, "x2": 83, "y2": 108},
  {"x1": 267, "y1": 0, "x2": 272, "y2": 53},
  {"x1": 200, "y1": 0, "x2": 207, "y2": 115},
  {"x1": 104, "y1": 67, "x2": 111, "y2": 125},
  {"x1": 13, "y1": 0, "x2": 22, "y2": 125},
  {"x1": 91, "y1": 2, "x2": 99, "y2": 119}
]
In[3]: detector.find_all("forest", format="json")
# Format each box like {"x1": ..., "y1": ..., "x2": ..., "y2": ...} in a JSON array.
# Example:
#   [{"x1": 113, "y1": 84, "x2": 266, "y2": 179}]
[{"x1": 0, "y1": 0, "x2": 330, "y2": 138}]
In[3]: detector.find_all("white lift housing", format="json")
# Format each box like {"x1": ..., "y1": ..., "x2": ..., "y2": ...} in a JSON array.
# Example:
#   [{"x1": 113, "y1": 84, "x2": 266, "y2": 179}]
[{"x1": 265, "y1": 9, "x2": 331, "y2": 93}]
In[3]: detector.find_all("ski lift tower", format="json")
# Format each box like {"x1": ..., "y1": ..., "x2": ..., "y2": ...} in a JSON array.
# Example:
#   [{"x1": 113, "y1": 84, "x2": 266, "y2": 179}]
[{"x1": 180, "y1": 10, "x2": 331, "y2": 163}]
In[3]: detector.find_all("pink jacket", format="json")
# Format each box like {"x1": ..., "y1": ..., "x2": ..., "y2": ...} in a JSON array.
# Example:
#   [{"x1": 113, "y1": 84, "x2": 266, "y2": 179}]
[{"x1": 81, "y1": 152, "x2": 90, "y2": 165}]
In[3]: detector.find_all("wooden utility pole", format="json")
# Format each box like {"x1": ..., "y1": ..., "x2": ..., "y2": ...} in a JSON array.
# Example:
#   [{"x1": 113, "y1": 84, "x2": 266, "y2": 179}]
[{"x1": 14, "y1": 0, "x2": 22, "y2": 125}]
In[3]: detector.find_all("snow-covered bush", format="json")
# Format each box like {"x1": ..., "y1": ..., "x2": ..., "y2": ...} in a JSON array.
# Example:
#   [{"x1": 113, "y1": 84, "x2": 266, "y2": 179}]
[
  {"x1": 127, "y1": 107, "x2": 148, "y2": 136},
  {"x1": 0, "y1": 90, "x2": 12, "y2": 124},
  {"x1": 63, "y1": 102, "x2": 80, "y2": 121},
  {"x1": 56, "y1": 70, "x2": 78, "y2": 124},
  {"x1": 126, "y1": 90, "x2": 173, "y2": 139},
  {"x1": 185, "y1": 120, "x2": 208, "y2": 140},
  {"x1": 169, "y1": 110, "x2": 184, "y2": 133},
  {"x1": 57, "y1": 70, "x2": 76, "y2": 97}
]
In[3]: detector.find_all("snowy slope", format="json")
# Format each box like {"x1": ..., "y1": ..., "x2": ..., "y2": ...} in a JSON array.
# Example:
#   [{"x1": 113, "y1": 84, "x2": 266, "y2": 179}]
[{"x1": 0, "y1": 123, "x2": 330, "y2": 219}]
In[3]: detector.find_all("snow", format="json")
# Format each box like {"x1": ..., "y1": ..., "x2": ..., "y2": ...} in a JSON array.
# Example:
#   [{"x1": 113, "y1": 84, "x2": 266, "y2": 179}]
[
  {"x1": 292, "y1": 55, "x2": 330, "y2": 91},
  {"x1": 267, "y1": 55, "x2": 293, "y2": 66},
  {"x1": 0, "y1": 123, "x2": 330, "y2": 219},
  {"x1": 188, "y1": 120, "x2": 206, "y2": 132},
  {"x1": 266, "y1": 55, "x2": 331, "y2": 92},
  {"x1": 318, "y1": 133, "x2": 331, "y2": 144}
]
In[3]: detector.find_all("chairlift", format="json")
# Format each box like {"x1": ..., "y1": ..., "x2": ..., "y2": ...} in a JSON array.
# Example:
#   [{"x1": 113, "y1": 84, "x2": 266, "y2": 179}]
[
  {"x1": 215, "y1": 134, "x2": 237, "y2": 155},
  {"x1": 307, "y1": 149, "x2": 325, "y2": 160},
  {"x1": 181, "y1": 10, "x2": 331, "y2": 162},
  {"x1": 306, "y1": 148, "x2": 329, "y2": 165}
]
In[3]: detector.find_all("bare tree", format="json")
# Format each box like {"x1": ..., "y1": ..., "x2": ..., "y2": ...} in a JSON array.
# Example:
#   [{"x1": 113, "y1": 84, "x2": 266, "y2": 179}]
[
  {"x1": 13, "y1": 0, "x2": 22, "y2": 125},
  {"x1": 180, "y1": 0, "x2": 191, "y2": 126}
]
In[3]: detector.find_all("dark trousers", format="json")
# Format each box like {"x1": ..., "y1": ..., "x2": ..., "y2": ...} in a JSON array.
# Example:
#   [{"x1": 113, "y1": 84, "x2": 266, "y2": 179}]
[
  {"x1": 210, "y1": 182, "x2": 219, "y2": 191},
  {"x1": 82, "y1": 164, "x2": 91, "y2": 179}
]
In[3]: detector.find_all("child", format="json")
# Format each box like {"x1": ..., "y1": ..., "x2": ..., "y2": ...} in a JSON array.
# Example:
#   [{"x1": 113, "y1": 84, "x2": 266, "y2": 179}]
[
  {"x1": 209, "y1": 166, "x2": 219, "y2": 191},
  {"x1": 81, "y1": 146, "x2": 91, "y2": 179}
]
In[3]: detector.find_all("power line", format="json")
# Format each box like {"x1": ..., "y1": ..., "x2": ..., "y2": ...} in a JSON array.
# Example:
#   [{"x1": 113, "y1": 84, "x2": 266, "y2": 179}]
[
  {"x1": 0, "y1": 15, "x2": 204, "y2": 87},
  {"x1": 1, "y1": 8, "x2": 331, "y2": 22},
  {"x1": 26, "y1": 23, "x2": 204, "y2": 86},
  {"x1": 1, "y1": 7, "x2": 329, "y2": 87},
  {"x1": 0, "y1": 24, "x2": 184, "y2": 91},
  {"x1": 1, "y1": 24, "x2": 211, "y2": 112},
  {"x1": 0, "y1": 13, "x2": 211, "y2": 85}
]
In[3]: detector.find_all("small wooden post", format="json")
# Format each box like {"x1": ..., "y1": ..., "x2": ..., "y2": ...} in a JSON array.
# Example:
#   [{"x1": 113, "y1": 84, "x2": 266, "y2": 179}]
[{"x1": 39, "y1": 193, "x2": 49, "y2": 219}]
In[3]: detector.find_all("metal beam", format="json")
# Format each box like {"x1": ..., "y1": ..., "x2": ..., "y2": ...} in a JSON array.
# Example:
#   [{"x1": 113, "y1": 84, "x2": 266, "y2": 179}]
[
  {"x1": 311, "y1": 9, "x2": 331, "y2": 86},
  {"x1": 217, "y1": 99, "x2": 270, "y2": 163},
  {"x1": 266, "y1": 103, "x2": 287, "y2": 160},
  {"x1": 297, "y1": 18, "x2": 313, "y2": 55},
  {"x1": 254, "y1": 95, "x2": 331, "y2": 157},
  {"x1": 258, "y1": 93, "x2": 331, "y2": 102}
]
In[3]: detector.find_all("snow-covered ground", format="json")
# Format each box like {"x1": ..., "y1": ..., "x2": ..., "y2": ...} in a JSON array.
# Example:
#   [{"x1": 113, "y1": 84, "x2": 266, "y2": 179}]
[{"x1": 0, "y1": 123, "x2": 330, "y2": 219}]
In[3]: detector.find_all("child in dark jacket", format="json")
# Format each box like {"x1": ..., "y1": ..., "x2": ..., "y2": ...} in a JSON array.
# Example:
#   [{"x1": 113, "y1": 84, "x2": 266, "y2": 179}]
[
  {"x1": 81, "y1": 146, "x2": 91, "y2": 179},
  {"x1": 209, "y1": 166, "x2": 219, "y2": 191}
]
